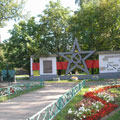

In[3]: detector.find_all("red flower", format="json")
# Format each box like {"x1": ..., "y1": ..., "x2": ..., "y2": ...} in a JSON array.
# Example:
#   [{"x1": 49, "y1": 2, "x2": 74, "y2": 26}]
[{"x1": 82, "y1": 85, "x2": 120, "y2": 120}]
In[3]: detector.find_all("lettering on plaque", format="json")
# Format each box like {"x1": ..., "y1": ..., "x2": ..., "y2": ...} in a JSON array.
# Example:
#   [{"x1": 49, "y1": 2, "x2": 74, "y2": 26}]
[{"x1": 99, "y1": 54, "x2": 120, "y2": 73}]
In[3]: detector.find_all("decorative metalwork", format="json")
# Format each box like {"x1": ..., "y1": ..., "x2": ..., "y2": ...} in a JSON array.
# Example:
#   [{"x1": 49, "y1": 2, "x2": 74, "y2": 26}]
[
  {"x1": 27, "y1": 80, "x2": 86, "y2": 120},
  {"x1": 59, "y1": 39, "x2": 95, "y2": 74}
]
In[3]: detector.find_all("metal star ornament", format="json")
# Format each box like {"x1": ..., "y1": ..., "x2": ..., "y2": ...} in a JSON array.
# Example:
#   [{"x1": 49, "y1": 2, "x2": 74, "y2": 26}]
[{"x1": 59, "y1": 39, "x2": 95, "y2": 74}]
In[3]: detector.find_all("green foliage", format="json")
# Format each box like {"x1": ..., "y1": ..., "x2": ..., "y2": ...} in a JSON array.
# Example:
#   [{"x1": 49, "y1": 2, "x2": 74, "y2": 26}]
[
  {"x1": 75, "y1": 0, "x2": 99, "y2": 8},
  {"x1": 3, "y1": 17, "x2": 38, "y2": 72},
  {"x1": 0, "y1": 0, "x2": 25, "y2": 27},
  {"x1": 71, "y1": 0, "x2": 120, "y2": 51},
  {"x1": 0, "y1": 46, "x2": 3, "y2": 69},
  {"x1": 0, "y1": 43, "x2": 6, "y2": 70},
  {"x1": 38, "y1": 0, "x2": 72, "y2": 53}
]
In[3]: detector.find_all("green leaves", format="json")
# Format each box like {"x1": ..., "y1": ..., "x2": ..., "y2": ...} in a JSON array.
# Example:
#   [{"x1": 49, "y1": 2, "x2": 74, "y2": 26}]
[
  {"x1": 38, "y1": 1, "x2": 72, "y2": 53},
  {"x1": 3, "y1": 17, "x2": 37, "y2": 71},
  {"x1": 0, "y1": 0, "x2": 25, "y2": 27},
  {"x1": 71, "y1": 0, "x2": 120, "y2": 51}
]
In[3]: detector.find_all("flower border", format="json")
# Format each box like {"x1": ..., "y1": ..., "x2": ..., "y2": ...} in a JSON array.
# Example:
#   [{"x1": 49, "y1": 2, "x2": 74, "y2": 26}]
[{"x1": 83, "y1": 85, "x2": 120, "y2": 120}]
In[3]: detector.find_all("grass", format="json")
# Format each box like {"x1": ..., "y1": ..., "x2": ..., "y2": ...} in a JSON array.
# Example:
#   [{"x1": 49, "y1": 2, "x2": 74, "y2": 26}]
[
  {"x1": 109, "y1": 87, "x2": 120, "y2": 105},
  {"x1": 0, "y1": 85, "x2": 44, "y2": 102},
  {"x1": 45, "y1": 78, "x2": 106, "y2": 83},
  {"x1": 45, "y1": 80, "x2": 81, "y2": 83},
  {"x1": 86, "y1": 78, "x2": 105, "y2": 82},
  {"x1": 54, "y1": 86, "x2": 89, "y2": 120},
  {"x1": 106, "y1": 110, "x2": 120, "y2": 120},
  {"x1": 105, "y1": 87, "x2": 120, "y2": 120},
  {"x1": 15, "y1": 75, "x2": 29, "y2": 80}
]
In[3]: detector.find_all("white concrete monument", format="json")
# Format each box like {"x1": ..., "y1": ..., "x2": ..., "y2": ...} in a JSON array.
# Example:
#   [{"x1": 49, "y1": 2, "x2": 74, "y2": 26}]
[{"x1": 99, "y1": 52, "x2": 120, "y2": 73}]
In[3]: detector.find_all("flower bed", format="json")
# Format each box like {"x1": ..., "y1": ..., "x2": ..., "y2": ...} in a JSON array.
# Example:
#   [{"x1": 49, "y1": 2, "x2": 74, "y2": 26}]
[
  {"x1": 0, "y1": 81, "x2": 44, "y2": 97},
  {"x1": 67, "y1": 85, "x2": 120, "y2": 120}
]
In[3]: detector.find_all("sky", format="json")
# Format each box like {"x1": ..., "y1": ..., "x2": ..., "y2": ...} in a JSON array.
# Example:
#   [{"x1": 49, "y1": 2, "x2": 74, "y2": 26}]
[{"x1": 0, "y1": 0, "x2": 79, "y2": 42}]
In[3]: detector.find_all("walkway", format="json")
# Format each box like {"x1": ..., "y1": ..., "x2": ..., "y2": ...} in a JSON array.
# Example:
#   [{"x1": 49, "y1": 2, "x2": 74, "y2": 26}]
[{"x1": 0, "y1": 82, "x2": 77, "y2": 120}]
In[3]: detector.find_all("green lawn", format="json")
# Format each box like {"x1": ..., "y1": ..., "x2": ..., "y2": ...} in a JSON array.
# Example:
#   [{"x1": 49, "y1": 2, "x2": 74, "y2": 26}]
[
  {"x1": 15, "y1": 75, "x2": 29, "y2": 80},
  {"x1": 106, "y1": 110, "x2": 120, "y2": 120},
  {"x1": 45, "y1": 78, "x2": 106, "y2": 83},
  {"x1": 106, "y1": 87, "x2": 120, "y2": 120},
  {"x1": 54, "y1": 86, "x2": 89, "y2": 120},
  {"x1": 45, "y1": 80, "x2": 81, "y2": 83},
  {"x1": 0, "y1": 85, "x2": 44, "y2": 102}
]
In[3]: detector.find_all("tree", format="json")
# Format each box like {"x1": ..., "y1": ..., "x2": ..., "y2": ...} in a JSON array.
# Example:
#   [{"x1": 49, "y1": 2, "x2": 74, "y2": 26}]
[
  {"x1": 38, "y1": 0, "x2": 72, "y2": 54},
  {"x1": 71, "y1": 0, "x2": 120, "y2": 51},
  {"x1": 3, "y1": 17, "x2": 38, "y2": 72},
  {"x1": 75, "y1": 0, "x2": 99, "y2": 8},
  {"x1": 75, "y1": 0, "x2": 85, "y2": 7},
  {"x1": 0, "y1": 0, "x2": 25, "y2": 27},
  {"x1": 0, "y1": 43, "x2": 6, "y2": 70}
]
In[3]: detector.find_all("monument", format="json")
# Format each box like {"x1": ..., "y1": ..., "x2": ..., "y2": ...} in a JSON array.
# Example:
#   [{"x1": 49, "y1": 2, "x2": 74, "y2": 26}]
[
  {"x1": 59, "y1": 39, "x2": 95, "y2": 75},
  {"x1": 30, "y1": 39, "x2": 120, "y2": 80}
]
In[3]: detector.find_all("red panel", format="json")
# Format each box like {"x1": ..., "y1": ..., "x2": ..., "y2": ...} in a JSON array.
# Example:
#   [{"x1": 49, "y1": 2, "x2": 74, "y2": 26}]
[
  {"x1": 32, "y1": 63, "x2": 40, "y2": 71},
  {"x1": 86, "y1": 60, "x2": 99, "y2": 68},
  {"x1": 57, "y1": 62, "x2": 68, "y2": 70},
  {"x1": 32, "y1": 60, "x2": 99, "y2": 71},
  {"x1": 86, "y1": 60, "x2": 93, "y2": 68},
  {"x1": 93, "y1": 60, "x2": 99, "y2": 68}
]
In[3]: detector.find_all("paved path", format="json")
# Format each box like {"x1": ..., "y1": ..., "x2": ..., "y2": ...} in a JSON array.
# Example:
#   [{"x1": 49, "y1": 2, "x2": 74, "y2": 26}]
[{"x1": 0, "y1": 82, "x2": 77, "y2": 120}]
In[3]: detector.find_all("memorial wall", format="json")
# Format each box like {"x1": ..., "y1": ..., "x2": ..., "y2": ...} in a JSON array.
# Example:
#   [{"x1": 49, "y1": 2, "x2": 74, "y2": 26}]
[{"x1": 99, "y1": 54, "x2": 120, "y2": 73}]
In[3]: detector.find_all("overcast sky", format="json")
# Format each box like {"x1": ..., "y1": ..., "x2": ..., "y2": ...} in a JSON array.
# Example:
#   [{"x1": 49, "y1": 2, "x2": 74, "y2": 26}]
[{"x1": 0, "y1": 0, "x2": 79, "y2": 42}]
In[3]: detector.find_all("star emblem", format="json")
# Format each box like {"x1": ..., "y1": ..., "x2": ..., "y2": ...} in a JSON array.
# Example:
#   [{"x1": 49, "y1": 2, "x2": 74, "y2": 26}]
[{"x1": 59, "y1": 39, "x2": 95, "y2": 74}]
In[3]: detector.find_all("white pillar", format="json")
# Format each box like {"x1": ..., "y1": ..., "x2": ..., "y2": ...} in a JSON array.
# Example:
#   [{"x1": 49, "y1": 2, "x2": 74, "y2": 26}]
[
  {"x1": 30, "y1": 57, "x2": 33, "y2": 76},
  {"x1": 39, "y1": 57, "x2": 40, "y2": 75}
]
